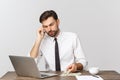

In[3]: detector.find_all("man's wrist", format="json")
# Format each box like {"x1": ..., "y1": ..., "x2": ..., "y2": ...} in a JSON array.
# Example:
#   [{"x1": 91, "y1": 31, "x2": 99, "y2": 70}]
[{"x1": 36, "y1": 37, "x2": 42, "y2": 43}]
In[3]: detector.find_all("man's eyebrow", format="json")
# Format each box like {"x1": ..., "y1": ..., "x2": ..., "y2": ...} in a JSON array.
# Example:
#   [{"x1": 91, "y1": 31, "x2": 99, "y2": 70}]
[
  {"x1": 42, "y1": 25, "x2": 47, "y2": 27},
  {"x1": 43, "y1": 22, "x2": 54, "y2": 26},
  {"x1": 49, "y1": 22, "x2": 54, "y2": 25}
]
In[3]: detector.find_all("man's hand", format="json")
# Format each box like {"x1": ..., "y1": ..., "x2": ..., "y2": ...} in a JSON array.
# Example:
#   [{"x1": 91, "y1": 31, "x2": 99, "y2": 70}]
[
  {"x1": 66, "y1": 63, "x2": 77, "y2": 73},
  {"x1": 30, "y1": 27, "x2": 45, "y2": 58},
  {"x1": 37, "y1": 27, "x2": 45, "y2": 41},
  {"x1": 66, "y1": 63, "x2": 83, "y2": 73}
]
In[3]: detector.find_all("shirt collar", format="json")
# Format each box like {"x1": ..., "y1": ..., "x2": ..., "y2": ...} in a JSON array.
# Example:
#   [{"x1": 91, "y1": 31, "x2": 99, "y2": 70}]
[{"x1": 47, "y1": 30, "x2": 63, "y2": 42}]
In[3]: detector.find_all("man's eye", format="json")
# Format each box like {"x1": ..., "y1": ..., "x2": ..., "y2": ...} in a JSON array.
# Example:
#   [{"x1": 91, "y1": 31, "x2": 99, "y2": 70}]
[
  {"x1": 43, "y1": 26, "x2": 47, "y2": 28},
  {"x1": 49, "y1": 23, "x2": 54, "y2": 26}
]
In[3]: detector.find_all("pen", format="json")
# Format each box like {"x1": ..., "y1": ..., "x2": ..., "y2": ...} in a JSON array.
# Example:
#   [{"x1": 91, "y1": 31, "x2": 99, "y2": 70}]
[{"x1": 92, "y1": 75, "x2": 99, "y2": 78}]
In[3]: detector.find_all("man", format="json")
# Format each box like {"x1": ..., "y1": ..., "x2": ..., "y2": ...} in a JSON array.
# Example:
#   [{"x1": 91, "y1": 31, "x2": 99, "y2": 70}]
[{"x1": 30, "y1": 10, "x2": 87, "y2": 73}]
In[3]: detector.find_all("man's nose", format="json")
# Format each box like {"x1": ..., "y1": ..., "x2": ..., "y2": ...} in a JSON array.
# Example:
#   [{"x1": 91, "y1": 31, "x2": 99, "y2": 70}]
[{"x1": 47, "y1": 26, "x2": 51, "y2": 31}]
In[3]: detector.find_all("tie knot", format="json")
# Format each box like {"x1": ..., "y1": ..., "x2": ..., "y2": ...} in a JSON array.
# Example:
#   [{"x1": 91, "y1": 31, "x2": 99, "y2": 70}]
[{"x1": 54, "y1": 38, "x2": 57, "y2": 41}]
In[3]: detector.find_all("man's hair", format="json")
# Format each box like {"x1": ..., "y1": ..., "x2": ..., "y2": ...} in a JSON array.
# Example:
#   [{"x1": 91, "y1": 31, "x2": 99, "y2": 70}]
[{"x1": 39, "y1": 10, "x2": 58, "y2": 23}]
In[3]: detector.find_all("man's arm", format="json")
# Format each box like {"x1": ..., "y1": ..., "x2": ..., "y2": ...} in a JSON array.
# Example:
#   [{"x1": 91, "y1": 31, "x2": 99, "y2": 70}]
[
  {"x1": 30, "y1": 27, "x2": 45, "y2": 58},
  {"x1": 67, "y1": 33, "x2": 87, "y2": 73},
  {"x1": 30, "y1": 39, "x2": 41, "y2": 58}
]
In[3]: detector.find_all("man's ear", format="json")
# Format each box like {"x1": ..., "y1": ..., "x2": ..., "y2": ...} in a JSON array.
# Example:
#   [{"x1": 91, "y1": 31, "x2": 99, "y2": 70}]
[{"x1": 57, "y1": 19, "x2": 60, "y2": 25}]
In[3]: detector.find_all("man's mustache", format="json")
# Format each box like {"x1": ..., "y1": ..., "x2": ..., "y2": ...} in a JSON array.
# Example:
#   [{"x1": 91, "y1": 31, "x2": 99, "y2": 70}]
[{"x1": 48, "y1": 31, "x2": 56, "y2": 33}]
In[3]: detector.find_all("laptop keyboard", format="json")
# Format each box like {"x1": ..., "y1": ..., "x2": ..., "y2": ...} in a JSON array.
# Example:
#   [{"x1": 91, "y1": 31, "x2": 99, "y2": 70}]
[{"x1": 41, "y1": 74, "x2": 49, "y2": 77}]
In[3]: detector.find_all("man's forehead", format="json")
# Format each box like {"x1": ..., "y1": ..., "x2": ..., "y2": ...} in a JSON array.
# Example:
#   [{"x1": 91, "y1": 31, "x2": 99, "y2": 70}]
[{"x1": 42, "y1": 17, "x2": 56, "y2": 26}]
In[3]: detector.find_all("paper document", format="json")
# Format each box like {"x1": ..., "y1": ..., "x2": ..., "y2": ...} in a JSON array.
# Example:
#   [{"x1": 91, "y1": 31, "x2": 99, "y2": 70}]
[
  {"x1": 76, "y1": 75, "x2": 103, "y2": 80},
  {"x1": 60, "y1": 72, "x2": 81, "y2": 76}
]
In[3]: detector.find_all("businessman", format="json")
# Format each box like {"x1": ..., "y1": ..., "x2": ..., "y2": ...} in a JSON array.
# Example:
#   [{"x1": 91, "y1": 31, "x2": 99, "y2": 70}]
[{"x1": 30, "y1": 10, "x2": 87, "y2": 72}]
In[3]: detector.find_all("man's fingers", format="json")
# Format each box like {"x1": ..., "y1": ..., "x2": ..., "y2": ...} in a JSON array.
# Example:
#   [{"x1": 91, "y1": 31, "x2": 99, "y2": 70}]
[
  {"x1": 66, "y1": 64, "x2": 72, "y2": 71},
  {"x1": 66, "y1": 65, "x2": 73, "y2": 72},
  {"x1": 67, "y1": 64, "x2": 77, "y2": 73},
  {"x1": 36, "y1": 27, "x2": 45, "y2": 39}
]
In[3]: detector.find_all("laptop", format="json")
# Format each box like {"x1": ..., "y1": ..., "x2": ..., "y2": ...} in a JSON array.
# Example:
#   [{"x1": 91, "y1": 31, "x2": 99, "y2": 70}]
[{"x1": 9, "y1": 55, "x2": 58, "y2": 78}]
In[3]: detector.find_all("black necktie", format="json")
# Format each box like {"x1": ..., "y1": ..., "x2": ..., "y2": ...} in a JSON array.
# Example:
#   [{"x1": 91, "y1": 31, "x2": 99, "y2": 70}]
[{"x1": 54, "y1": 38, "x2": 61, "y2": 71}]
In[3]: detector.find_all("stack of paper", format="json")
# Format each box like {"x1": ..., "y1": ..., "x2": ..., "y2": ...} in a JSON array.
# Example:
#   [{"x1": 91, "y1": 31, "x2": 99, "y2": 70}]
[
  {"x1": 60, "y1": 72, "x2": 81, "y2": 76},
  {"x1": 76, "y1": 75, "x2": 103, "y2": 80}
]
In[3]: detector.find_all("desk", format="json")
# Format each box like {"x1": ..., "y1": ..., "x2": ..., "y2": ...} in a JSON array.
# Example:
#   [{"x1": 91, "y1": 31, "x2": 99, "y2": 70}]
[{"x1": 1, "y1": 70, "x2": 120, "y2": 80}]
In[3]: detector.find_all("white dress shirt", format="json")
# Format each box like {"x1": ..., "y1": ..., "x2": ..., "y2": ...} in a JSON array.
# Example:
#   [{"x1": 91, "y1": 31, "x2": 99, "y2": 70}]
[{"x1": 36, "y1": 31, "x2": 87, "y2": 71}]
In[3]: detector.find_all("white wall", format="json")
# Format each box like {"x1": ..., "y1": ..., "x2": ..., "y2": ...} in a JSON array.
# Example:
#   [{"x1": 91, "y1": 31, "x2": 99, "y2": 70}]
[{"x1": 0, "y1": 0, "x2": 120, "y2": 77}]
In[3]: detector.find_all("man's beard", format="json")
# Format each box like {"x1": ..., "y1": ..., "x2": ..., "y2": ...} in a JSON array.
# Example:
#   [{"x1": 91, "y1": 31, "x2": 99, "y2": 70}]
[{"x1": 47, "y1": 30, "x2": 59, "y2": 37}]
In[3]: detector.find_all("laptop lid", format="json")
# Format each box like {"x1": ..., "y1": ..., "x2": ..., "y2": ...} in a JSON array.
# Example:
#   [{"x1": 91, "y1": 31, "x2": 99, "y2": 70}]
[
  {"x1": 9, "y1": 55, "x2": 41, "y2": 78},
  {"x1": 9, "y1": 55, "x2": 58, "y2": 78}
]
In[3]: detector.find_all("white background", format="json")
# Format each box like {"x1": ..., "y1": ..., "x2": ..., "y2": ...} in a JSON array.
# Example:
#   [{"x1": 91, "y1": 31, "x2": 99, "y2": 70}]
[{"x1": 0, "y1": 0, "x2": 120, "y2": 77}]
